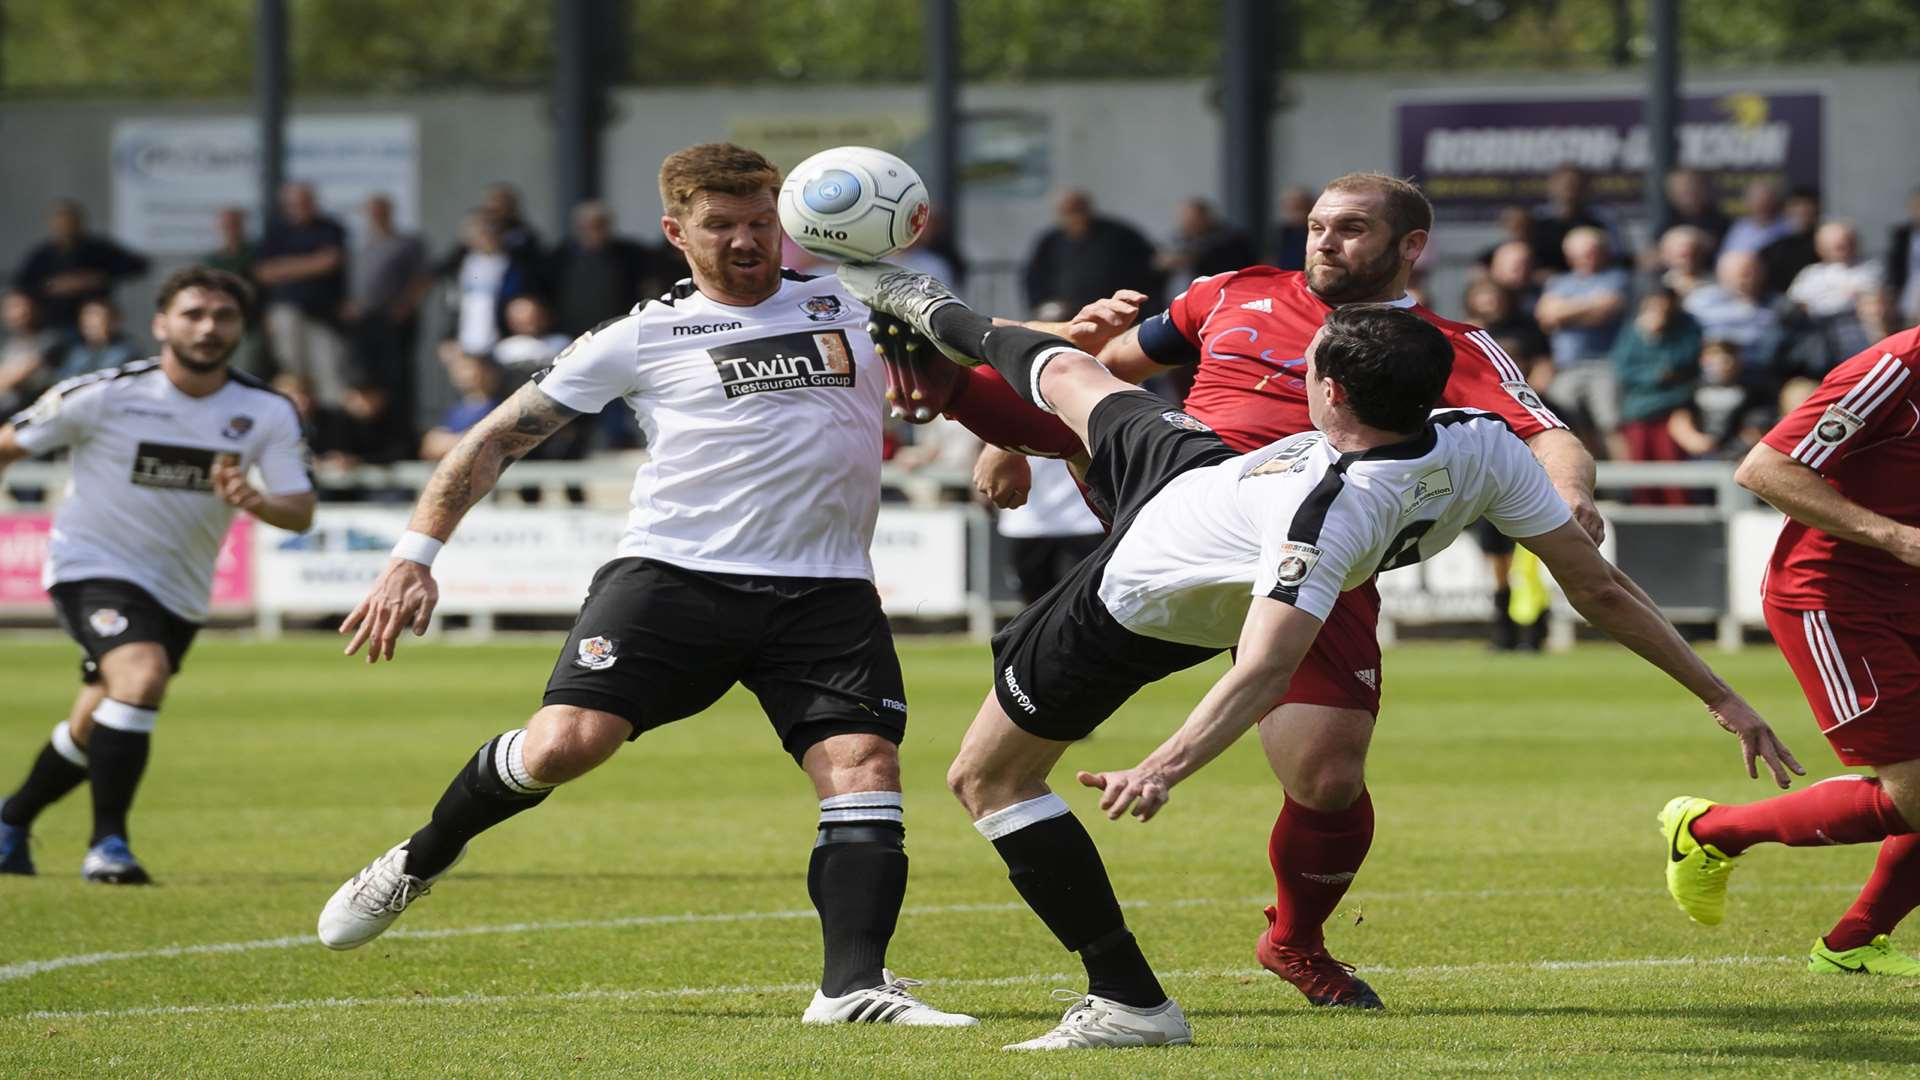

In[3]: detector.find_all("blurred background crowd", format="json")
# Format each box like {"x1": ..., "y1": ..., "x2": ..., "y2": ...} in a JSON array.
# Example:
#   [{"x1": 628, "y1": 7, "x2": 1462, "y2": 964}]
[{"x1": 7, "y1": 166, "x2": 1916, "y2": 505}]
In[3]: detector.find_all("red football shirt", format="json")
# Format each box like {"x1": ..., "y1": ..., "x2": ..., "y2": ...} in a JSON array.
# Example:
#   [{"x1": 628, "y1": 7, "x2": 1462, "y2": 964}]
[
  {"x1": 1146, "y1": 268, "x2": 1565, "y2": 452},
  {"x1": 1760, "y1": 328, "x2": 1920, "y2": 613}
]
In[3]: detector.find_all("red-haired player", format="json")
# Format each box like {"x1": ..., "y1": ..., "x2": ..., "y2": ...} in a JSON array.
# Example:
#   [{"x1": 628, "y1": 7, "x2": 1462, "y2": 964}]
[
  {"x1": 1661, "y1": 327, "x2": 1920, "y2": 976},
  {"x1": 881, "y1": 174, "x2": 1604, "y2": 1008}
]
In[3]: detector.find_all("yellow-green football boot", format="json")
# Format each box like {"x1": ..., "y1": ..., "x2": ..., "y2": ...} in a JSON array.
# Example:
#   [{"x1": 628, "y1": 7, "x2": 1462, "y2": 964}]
[
  {"x1": 1809, "y1": 935, "x2": 1920, "y2": 976},
  {"x1": 1658, "y1": 796, "x2": 1740, "y2": 925}
]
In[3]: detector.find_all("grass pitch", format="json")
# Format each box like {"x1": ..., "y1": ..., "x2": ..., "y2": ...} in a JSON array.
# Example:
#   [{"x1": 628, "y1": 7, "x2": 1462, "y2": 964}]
[{"x1": 1, "y1": 635, "x2": 1916, "y2": 1077}]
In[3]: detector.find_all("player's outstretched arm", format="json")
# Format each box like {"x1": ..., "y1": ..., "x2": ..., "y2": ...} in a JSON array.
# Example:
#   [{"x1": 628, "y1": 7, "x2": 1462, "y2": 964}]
[
  {"x1": 1078, "y1": 599, "x2": 1321, "y2": 821},
  {"x1": 1736, "y1": 442, "x2": 1920, "y2": 566},
  {"x1": 341, "y1": 382, "x2": 580, "y2": 664},
  {"x1": 1520, "y1": 520, "x2": 1804, "y2": 787}
]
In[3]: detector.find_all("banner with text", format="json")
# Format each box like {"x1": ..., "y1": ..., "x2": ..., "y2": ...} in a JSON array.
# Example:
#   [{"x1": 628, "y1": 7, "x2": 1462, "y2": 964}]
[
  {"x1": 254, "y1": 507, "x2": 969, "y2": 619},
  {"x1": 111, "y1": 116, "x2": 419, "y2": 254},
  {"x1": 0, "y1": 513, "x2": 253, "y2": 613},
  {"x1": 1398, "y1": 92, "x2": 1822, "y2": 221}
]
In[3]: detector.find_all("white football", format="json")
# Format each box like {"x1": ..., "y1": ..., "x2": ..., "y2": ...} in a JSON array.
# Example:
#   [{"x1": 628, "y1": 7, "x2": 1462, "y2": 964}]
[{"x1": 779, "y1": 146, "x2": 930, "y2": 263}]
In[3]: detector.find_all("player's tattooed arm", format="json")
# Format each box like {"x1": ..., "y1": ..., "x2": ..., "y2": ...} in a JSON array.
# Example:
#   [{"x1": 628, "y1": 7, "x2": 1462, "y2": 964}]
[{"x1": 408, "y1": 382, "x2": 581, "y2": 539}]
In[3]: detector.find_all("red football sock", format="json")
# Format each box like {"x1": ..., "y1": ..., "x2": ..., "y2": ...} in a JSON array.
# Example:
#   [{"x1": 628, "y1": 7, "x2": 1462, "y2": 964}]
[
  {"x1": 1265, "y1": 790, "x2": 1373, "y2": 950},
  {"x1": 1825, "y1": 833, "x2": 1920, "y2": 951},
  {"x1": 945, "y1": 367, "x2": 1084, "y2": 458},
  {"x1": 1692, "y1": 776, "x2": 1914, "y2": 857}
]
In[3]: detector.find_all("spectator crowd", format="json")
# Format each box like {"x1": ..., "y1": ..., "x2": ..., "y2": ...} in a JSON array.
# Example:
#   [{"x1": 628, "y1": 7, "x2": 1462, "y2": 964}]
[{"x1": 6, "y1": 167, "x2": 1918, "y2": 507}]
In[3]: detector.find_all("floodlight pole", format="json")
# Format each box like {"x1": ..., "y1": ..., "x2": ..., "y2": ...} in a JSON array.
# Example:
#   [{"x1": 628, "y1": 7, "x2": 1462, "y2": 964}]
[
  {"x1": 553, "y1": 0, "x2": 604, "y2": 228},
  {"x1": 1644, "y1": 0, "x2": 1680, "y2": 237},
  {"x1": 925, "y1": 0, "x2": 961, "y2": 242},
  {"x1": 255, "y1": 0, "x2": 289, "y2": 220},
  {"x1": 1221, "y1": 0, "x2": 1275, "y2": 248}
]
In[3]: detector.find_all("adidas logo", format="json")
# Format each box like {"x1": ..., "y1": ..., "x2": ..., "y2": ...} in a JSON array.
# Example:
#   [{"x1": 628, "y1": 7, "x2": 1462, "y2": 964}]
[
  {"x1": 1353, "y1": 669, "x2": 1378, "y2": 690},
  {"x1": 1240, "y1": 297, "x2": 1273, "y2": 313}
]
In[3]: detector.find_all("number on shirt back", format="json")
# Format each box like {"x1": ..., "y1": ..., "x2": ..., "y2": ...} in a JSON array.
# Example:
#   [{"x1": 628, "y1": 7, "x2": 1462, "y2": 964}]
[{"x1": 1375, "y1": 520, "x2": 1436, "y2": 575}]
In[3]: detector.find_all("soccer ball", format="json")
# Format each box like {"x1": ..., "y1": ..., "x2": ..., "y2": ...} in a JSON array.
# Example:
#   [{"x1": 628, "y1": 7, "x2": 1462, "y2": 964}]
[{"x1": 779, "y1": 146, "x2": 930, "y2": 263}]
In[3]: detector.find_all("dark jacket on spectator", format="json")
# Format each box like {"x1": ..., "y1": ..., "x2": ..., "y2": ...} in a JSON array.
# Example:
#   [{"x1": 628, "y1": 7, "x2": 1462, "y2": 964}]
[
  {"x1": 11, "y1": 236, "x2": 150, "y2": 331},
  {"x1": 259, "y1": 215, "x2": 350, "y2": 322},
  {"x1": 546, "y1": 237, "x2": 657, "y2": 336},
  {"x1": 1888, "y1": 222, "x2": 1917, "y2": 301},
  {"x1": 1024, "y1": 216, "x2": 1159, "y2": 315}
]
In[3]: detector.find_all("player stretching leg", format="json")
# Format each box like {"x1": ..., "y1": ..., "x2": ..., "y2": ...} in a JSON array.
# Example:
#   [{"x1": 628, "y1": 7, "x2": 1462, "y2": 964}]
[
  {"x1": 316, "y1": 145, "x2": 972, "y2": 1027},
  {"x1": 1660, "y1": 329, "x2": 1920, "y2": 975},
  {"x1": 0, "y1": 268, "x2": 315, "y2": 882},
  {"x1": 872, "y1": 175, "x2": 1603, "y2": 1007},
  {"x1": 843, "y1": 264, "x2": 1798, "y2": 1045}
]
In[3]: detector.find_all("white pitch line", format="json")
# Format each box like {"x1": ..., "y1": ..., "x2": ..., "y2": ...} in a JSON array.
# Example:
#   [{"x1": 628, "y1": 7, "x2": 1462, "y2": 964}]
[
  {"x1": 17, "y1": 956, "x2": 1798, "y2": 1023},
  {"x1": 0, "y1": 881, "x2": 1855, "y2": 984}
]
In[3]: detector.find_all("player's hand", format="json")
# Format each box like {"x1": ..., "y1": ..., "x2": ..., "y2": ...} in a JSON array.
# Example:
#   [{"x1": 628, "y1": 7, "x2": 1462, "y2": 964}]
[
  {"x1": 340, "y1": 559, "x2": 439, "y2": 664},
  {"x1": 1063, "y1": 290, "x2": 1147, "y2": 355},
  {"x1": 1077, "y1": 767, "x2": 1173, "y2": 821},
  {"x1": 1567, "y1": 491, "x2": 1606, "y2": 544},
  {"x1": 972, "y1": 445, "x2": 1032, "y2": 509},
  {"x1": 1707, "y1": 691, "x2": 1804, "y2": 788},
  {"x1": 872, "y1": 314, "x2": 963, "y2": 423},
  {"x1": 211, "y1": 460, "x2": 265, "y2": 513}
]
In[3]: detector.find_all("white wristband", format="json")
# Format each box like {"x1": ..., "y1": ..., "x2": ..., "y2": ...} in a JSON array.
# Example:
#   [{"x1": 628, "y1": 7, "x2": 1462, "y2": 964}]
[{"x1": 391, "y1": 530, "x2": 444, "y2": 568}]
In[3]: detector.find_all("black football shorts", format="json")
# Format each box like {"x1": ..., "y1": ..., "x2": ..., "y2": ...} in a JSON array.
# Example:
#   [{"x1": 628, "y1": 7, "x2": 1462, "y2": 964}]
[
  {"x1": 48, "y1": 578, "x2": 201, "y2": 685},
  {"x1": 542, "y1": 558, "x2": 908, "y2": 762},
  {"x1": 989, "y1": 391, "x2": 1235, "y2": 741}
]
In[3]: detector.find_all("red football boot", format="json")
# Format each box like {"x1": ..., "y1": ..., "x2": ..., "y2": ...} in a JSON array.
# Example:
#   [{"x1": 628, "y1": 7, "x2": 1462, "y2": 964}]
[{"x1": 1255, "y1": 905, "x2": 1384, "y2": 1009}]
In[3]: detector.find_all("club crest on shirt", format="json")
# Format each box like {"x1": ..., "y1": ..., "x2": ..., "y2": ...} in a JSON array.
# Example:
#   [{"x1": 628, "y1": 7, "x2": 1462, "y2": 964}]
[
  {"x1": 1275, "y1": 541, "x2": 1323, "y2": 588},
  {"x1": 89, "y1": 608, "x2": 129, "y2": 638},
  {"x1": 1813, "y1": 404, "x2": 1865, "y2": 446},
  {"x1": 1400, "y1": 467, "x2": 1455, "y2": 516},
  {"x1": 574, "y1": 636, "x2": 618, "y2": 671},
  {"x1": 801, "y1": 294, "x2": 844, "y2": 323},
  {"x1": 1501, "y1": 379, "x2": 1548, "y2": 414},
  {"x1": 1160, "y1": 410, "x2": 1212, "y2": 433},
  {"x1": 221, "y1": 414, "x2": 254, "y2": 440}
]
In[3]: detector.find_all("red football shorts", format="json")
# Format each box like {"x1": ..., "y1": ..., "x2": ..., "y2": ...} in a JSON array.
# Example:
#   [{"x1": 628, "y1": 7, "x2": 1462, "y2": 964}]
[
  {"x1": 1282, "y1": 580, "x2": 1384, "y2": 715},
  {"x1": 1764, "y1": 602, "x2": 1920, "y2": 766}
]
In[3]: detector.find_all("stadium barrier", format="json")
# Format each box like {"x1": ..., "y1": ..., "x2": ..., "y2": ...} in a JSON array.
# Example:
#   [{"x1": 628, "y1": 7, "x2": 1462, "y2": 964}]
[{"x1": 1, "y1": 459, "x2": 1780, "y2": 647}]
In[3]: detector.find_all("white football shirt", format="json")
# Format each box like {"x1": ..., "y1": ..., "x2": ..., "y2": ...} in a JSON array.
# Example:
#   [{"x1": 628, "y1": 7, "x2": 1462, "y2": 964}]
[
  {"x1": 10, "y1": 360, "x2": 313, "y2": 622},
  {"x1": 1098, "y1": 410, "x2": 1572, "y2": 647},
  {"x1": 534, "y1": 271, "x2": 886, "y2": 579}
]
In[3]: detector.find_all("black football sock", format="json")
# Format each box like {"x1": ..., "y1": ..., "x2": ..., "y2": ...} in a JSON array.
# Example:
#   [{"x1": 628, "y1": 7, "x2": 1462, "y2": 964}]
[
  {"x1": 2, "y1": 722, "x2": 90, "y2": 828},
  {"x1": 405, "y1": 729, "x2": 554, "y2": 879},
  {"x1": 977, "y1": 794, "x2": 1166, "y2": 1008},
  {"x1": 87, "y1": 701, "x2": 158, "y2": 845},
  {"x1": 808, "y1": 792, "x2": 908, "y2": 996},
  {"x1": 927, "y1": 303, "x2": 999, "y2": 359},
  {"x1": 946, "y1": 315, "x2": 1077, "y2": 412}
]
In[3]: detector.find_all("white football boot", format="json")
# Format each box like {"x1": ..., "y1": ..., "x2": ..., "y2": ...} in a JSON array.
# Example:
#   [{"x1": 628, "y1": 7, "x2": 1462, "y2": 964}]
[
  {"x1": 1003, "y1": 991, "x2": 1192, "y2": 1050},
  {"x1": 317, "y1": 841, "x2": 463, "y2": 950},
  {"x1": 832, "y1": 262, "x2": 980, "y2": 367},
  {"x1": 801, "y1": 969, "x2": 979, "y2": 1027}
]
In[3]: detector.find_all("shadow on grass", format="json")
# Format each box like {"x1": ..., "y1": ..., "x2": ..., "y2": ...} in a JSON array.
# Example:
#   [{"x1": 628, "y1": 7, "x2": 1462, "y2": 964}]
[{"x1": 1220, "y1": 1000, "x2": 1920, "y2": 1067}]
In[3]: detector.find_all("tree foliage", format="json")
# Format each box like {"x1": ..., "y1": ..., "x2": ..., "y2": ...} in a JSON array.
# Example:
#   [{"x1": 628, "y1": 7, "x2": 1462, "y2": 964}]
[{"x1": 4, "y1": 0, "x2": 1918, "y2": 96}]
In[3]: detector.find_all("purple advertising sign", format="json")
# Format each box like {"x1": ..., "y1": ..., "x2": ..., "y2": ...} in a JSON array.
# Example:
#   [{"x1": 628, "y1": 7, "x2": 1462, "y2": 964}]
[{"x1": 1397, "y1": 92, "x2": 1823, "y2": 221}]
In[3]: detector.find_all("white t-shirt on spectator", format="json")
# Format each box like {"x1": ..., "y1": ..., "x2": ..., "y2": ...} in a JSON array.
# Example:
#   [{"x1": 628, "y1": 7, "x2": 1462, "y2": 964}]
[
  {"x1": 1789, "y1": 261, "x2": 1883, "y2": 319},
  {"x1": 457, "y1": 253, "x2": 509, "y2": 357}
]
